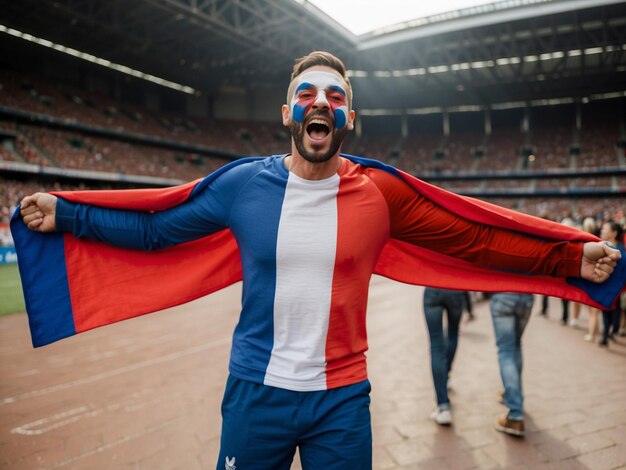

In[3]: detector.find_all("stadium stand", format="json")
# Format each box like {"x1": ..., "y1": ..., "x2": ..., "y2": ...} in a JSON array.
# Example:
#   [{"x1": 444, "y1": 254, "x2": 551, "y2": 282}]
[{"x1": 0, "y1": 0, "x2": 624, "y2": 242}]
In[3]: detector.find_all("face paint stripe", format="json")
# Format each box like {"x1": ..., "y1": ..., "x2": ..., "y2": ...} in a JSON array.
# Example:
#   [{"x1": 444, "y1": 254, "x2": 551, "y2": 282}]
[
  {"x1": 293, "y1": 103, "x2": 307, "y2": 124},
  {"x1": 334, "y1": 106, "x2": 347, "y2": 130},
  {"x1": 328, "y1": 85, "x2": 346, "y2": 96},
  {"x1": 295, "y1": 82, "x2": 314, "y2": 94}
]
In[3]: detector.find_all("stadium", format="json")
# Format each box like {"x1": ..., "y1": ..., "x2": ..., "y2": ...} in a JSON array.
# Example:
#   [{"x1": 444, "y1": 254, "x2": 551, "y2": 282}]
[
  {"x1": 1, "y1": 0, "x2": 625, "y2": 237},
  {"x1": 1, "y1": 0, "x2": 626, "y2": 468}
]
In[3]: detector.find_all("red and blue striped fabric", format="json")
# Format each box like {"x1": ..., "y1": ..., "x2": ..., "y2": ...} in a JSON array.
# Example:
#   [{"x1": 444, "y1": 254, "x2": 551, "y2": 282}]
[{"x1": 11, "y1": 155, "x2": 625, "y2": 347}]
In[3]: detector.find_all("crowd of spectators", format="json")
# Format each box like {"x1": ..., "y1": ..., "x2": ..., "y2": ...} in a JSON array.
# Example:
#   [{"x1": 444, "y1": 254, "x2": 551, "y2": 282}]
[
  {"x1": 8, "y1": 118, "x2": 619, "y2": 191},
  {"x1": 1, "y1": 68, "x2": 623, "y2": 177},
  {"x1": 526, "y1": 125, "x2": 572, "y2": 171},
  {"x1": 1, "y1": 68, "x2": 624, "y2": 249},
  {"x1": 0, "y1": 70, "x2": 286, "y2": 157}
]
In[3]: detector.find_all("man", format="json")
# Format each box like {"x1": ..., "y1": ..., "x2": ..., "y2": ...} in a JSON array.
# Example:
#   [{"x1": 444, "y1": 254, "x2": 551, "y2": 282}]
[
  {"x1": 17, "y1": 51, "x2": 622, "y2": 469},
  {"x1": 491, "y1": 292, "x2": 534, "y2": 437}
]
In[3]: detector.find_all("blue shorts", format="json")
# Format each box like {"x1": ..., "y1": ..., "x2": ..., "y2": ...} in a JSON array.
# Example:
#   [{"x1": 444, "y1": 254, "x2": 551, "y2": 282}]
[{"x1": 217, "y1": 375, "x2": 372, "y2": 470}]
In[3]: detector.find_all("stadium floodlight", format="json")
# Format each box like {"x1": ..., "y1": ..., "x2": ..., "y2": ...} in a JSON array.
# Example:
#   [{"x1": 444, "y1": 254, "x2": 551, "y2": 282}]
[
  {"x1": 389, "y1": 68, "x2": 427, "y2": 77},
  {"x1": 470, "y1": 60, "x2": 495, "y2": 68},
  {"x1": 346, "y1": 70, "x2": 369, "y2": 78},
  {"x1": 531, "y1": 97, "x2": 574, "y2": 106},
  {"x1": 491, "y1": 101, "x2": 526, "y2": 110},
  {"x1": 348, "y1": 40, "x2": 619, "y2": 80},
  {"x1": 407, "y1": 68, "x2": 427, "y2": 75},
  {"x1": 540, "y1": 51, "x2": 565, "y2": 60},
  {"x1": 428, "y1": 65, "x2": 450, "y2": 73},
  {"x1": 451, "y1": 63, "x2": 471, "y2": 71},
  {"x1": 591, "y1": 91, "x2": 626, "y2": 100},
  {"x1": 448, "y1": 105, "x2": 483, "y2": 112},
  {"x1": 358, "y1": 109, "x2": 403, "y2": 116},
  {"x1": 0, "y1": 24, "x2": 197, "y2": 95},
  {"x1": 583, "y1": 47, "x2": 604, "y2": 55},
  {"x1": 406, "y1": 107, "x2": 444, "y2": 115}
]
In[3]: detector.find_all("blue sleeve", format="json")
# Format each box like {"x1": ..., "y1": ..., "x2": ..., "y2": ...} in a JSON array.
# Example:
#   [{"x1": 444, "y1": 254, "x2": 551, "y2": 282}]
[{"x1": 55, "y1": 168, "x2": 247, "y2": 250}]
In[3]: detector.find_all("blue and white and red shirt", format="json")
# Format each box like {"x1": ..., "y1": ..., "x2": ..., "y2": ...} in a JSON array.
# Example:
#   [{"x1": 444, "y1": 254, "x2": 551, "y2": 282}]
[{"x1": 55, "y1": 155, "x2": 583, "y2": 391}]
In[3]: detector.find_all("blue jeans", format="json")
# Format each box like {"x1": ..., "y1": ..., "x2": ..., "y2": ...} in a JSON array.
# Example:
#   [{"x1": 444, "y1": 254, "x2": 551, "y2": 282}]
[
  {"x1": 490, "y1": 293, "x2": 533, "y2": 420},
  {"x1": 423, "y1": 288, "x2": 465, "y2": 409}
]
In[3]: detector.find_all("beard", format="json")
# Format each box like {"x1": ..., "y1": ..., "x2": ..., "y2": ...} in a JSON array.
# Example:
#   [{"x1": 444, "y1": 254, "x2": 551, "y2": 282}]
[{"x1": 289, "y1": 117, "x2": 347, "y2": 164}]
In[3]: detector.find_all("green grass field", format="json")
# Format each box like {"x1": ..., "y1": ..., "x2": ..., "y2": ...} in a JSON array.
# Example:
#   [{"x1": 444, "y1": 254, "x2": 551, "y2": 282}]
[{"x1": 0, "y1": 264, "x2": 25, "y2": 316}]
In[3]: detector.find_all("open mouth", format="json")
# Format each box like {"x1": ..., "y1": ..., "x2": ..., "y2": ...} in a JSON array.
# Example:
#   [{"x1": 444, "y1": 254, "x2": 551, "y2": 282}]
[{"x1": 306, "y1": 118, "x2": 331, "y2": 141}]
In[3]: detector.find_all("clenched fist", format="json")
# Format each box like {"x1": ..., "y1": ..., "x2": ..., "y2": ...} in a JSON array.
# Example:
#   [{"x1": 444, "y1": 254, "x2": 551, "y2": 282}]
[
  {"x1": 580, "y1": 241, "x2": 622, "y2": 283},
  {"x1": 20, "y1": 193, "x2": 58, "y2": 233}
]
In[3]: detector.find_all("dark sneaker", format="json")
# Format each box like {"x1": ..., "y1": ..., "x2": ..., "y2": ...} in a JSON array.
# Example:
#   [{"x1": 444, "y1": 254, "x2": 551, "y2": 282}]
[{"x1": 495, "y1": 415, "x2": 524, "y2": 437}]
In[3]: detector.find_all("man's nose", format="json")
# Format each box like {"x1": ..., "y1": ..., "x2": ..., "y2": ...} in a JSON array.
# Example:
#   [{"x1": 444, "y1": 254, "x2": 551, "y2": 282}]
[{"x1": 312, "y1": 91, "x2": 329, "y2": 109}]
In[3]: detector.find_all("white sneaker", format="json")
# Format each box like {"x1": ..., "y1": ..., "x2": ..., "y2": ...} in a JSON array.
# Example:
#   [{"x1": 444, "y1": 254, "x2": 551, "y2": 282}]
[
  {"x1": 569, "y1": 319, "x2": 578, "y2": 328},
  {"x1": 430, "y1": 408, "x2": 452, "y2": 425},
  {"x1": 583, "y1": 334, "x2": 594, "y2": 342}
]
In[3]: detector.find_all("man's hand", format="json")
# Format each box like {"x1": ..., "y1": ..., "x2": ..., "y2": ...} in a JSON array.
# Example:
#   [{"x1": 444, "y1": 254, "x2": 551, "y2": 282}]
[
  {"x1": 581, "y1": 241, "x2": 621, "y2": 283},
  {"x1": 20, "y1": 193, "x2": 58, "y2": 233}
]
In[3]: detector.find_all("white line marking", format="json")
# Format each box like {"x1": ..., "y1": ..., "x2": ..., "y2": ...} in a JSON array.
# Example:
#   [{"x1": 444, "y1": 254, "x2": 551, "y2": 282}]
[
  {"x1": 84, "y1": 350, "x2": 117, "y2": 362},
  {"x1": 12, "y1": 406, "x2": 91, "y2": 436},
  {"x1": 1, "y1": 336, "x2": 230, "y2": 406},
  {"x1": 15, "y1": 369, "x2": 41, "y2": 377},
  {"x1": 42, "y1": 415, "x2": 186, "y2": 470},
  {"x1": 11, "y1": 391, "x2": 181, "y2": 435}
]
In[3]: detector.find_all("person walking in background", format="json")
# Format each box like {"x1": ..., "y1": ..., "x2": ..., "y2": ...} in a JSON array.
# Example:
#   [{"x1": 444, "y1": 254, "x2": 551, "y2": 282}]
[
  {"x1": 539, "y1": 295, "x2": 569, "y2": 324},
  {"x1": 423, "y1": 287, "x2": 466, "y2": 425},
  {"x1": 599, "y1": 221, "x2": 625, "y2": 347},
  {"x1": 584, "y1": 307, "x2": 602, "y2": 343},
  {"x1": 569, "y1": 217, "x2": 598, "y2": 330},
  {"x1": 463, "y1": 291, "x2": 474, "y2": 321},
  {"x1": 490, "y1": 292, "x2": 534, "y2": 437},
  {"x1": 560, "y1": 299, "x2": 570, "y2": 325},
  {"x1": 539, "y1": 214, "x2": 583, "y2": 325},
  {"x1": 617, "y1": 218, "x2": 626, "y2": 337}
]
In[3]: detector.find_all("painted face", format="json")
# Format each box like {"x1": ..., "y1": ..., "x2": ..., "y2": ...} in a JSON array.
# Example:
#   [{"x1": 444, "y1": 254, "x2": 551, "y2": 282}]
[{"x1": 289, "y1": 71, "x2": 349, "y2": 130}]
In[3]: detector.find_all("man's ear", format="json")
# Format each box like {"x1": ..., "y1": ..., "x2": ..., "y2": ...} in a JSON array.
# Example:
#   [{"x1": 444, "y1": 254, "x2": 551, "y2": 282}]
[
  {"x1": 281, "y1": 104, "x2": 291, "y2": 127},
  {"x1": 346, "y1": 109, "x2": 356, "y2": 131}
]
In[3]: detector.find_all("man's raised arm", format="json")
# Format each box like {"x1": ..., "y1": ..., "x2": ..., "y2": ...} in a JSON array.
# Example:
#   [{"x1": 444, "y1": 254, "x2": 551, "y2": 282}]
[{"x1": 19, "y1": 181, "x2": 232, "y2": 251}]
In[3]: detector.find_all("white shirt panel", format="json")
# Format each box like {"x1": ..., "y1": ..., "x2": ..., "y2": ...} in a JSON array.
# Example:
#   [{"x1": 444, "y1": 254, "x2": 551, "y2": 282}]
[{"x1": 264, "y1": 171, "x2": 340, "y2": 391}]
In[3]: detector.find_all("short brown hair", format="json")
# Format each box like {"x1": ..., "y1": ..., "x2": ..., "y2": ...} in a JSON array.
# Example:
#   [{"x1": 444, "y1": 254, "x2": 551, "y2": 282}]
[
  {"x1": 288, "y1": 51, "x2": 352, "y2": 106},
  {"x1": 291, "y1": 51, "x2": 349, "y2": 81}
]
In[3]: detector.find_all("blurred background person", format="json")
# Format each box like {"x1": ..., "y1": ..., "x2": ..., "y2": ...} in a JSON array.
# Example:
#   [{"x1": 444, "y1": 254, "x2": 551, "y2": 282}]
[
  {"x1": 598, "y1": 220, "x2": 625, "y2": 347},
  {"x1": 423, "y1": 287, "x2": 466, "y2": 425},
  {"x1": 580, "y1": 217, "x2": 602, "y2": 341},
  {"x1": 490, "y1": 293, "x2": 534, "y2": 437}
]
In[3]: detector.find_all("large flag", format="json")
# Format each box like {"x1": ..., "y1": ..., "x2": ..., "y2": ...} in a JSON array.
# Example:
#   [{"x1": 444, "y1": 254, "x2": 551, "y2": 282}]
[{"x1": 11, "y1": 155, "x2": 625, "y2": 347}]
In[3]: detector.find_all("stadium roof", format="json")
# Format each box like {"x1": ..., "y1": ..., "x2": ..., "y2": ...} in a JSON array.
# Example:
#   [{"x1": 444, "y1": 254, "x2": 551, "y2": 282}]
[
  {"x1": 1, "y1": 0, "x2": 624, "y2": 109},
  {"x1": 306, "y1": 0, "x2": 500, "y2": 36}
]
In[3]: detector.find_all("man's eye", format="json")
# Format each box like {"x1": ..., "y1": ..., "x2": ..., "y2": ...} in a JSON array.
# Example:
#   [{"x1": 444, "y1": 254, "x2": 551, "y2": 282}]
[{"x1": 299, "y1": 93, "x2": 314, "y2": 99}]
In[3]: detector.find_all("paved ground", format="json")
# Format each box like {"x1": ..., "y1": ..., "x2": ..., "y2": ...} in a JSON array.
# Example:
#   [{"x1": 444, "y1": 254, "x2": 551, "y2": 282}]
[{"x1": 1, "y1": 277, "x2": 625, "y2": 469}]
